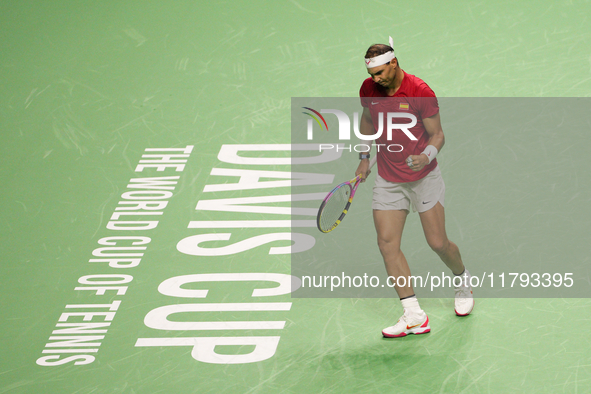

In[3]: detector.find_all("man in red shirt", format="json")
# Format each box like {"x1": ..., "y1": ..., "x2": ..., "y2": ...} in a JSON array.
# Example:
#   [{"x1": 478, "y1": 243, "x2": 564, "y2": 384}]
[{"x1": 356, "y1": 38, "x2": 474, "y2": 338}]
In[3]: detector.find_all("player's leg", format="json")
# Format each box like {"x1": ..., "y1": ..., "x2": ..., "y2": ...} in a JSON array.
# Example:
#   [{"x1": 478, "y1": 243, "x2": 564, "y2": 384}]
[
  {"x1": 418, "y1": 202, "x2": 464, "y2": 274},
  {"x1": 419, "y1": 202, "x2": 474, "y2": 316},
  {"x1": 373, "y1": 209, "x2": 413, "y2": 298},
  {"x1": 374, "y1": 209, "x2": 430, "y2": 337}
]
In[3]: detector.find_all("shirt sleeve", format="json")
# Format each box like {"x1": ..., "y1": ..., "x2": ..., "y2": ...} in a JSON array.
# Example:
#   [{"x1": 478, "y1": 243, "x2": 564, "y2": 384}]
[
  {"x1": 415, "y1": 83, "x2": 439, "y2": 119},
  {"x1": 359, "y1": 78, "x2": 372, "y2": 108}
]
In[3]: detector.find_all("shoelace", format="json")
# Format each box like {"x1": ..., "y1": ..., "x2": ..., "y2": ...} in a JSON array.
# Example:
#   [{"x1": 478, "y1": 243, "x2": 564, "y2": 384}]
[
  {"x1": 401, "y1": 310, "x2": 424, "y2": 326},
  {"x1": 454, "y1": 285, "x2": 472, "y2": 298}
]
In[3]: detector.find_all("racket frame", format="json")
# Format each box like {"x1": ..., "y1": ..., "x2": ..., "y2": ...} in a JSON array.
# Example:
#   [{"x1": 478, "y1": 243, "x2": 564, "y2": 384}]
[
  {"x1": 316, "y1": 156, "x2": 377, "y2": 233},
  {"x1": 317, "y1": 176, "x2": 361, "y2": 233}
]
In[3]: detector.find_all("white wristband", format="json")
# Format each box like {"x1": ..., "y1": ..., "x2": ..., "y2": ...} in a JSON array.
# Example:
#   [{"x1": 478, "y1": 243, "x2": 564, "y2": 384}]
[{"x1": 421, "y1": 145, "x2": 438, "y2": 164}]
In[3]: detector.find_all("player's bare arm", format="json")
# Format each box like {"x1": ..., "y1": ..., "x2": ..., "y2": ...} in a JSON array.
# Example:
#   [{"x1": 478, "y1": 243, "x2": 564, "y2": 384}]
[{"x1": 355, "y1": 106, "x2": 374, "y2": 182}]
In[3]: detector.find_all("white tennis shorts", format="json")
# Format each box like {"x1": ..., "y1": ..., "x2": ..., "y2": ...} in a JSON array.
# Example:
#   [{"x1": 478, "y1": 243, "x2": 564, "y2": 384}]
[{"x1": 372, "y1": 165, "x2": 445, "y2": 213}]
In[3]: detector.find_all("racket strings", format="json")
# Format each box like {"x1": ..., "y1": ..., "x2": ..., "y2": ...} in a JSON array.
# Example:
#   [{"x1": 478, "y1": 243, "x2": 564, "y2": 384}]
[{"x1": 319, "y1": 185, "x2": 351, "y2": 231}]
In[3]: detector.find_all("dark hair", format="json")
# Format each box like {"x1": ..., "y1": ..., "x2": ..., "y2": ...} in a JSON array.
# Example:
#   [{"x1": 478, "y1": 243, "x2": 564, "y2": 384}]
[{"x1": 364, "y1": 44, "x2": 399, "y2": 65}]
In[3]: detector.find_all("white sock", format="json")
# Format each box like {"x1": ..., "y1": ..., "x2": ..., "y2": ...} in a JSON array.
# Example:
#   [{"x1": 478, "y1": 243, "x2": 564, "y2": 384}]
[
  {"x1": 455, "y1": 269, "x2": 471, "y2": 288},
  {"x1": 400, "y1": 296, "x2": 423, "y2": 315}
]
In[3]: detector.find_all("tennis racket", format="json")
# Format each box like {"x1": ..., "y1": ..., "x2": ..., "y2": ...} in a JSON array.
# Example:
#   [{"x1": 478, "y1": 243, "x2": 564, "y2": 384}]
[{"x1": 317, "y1": 156, "x2": 377, "y2": 233}]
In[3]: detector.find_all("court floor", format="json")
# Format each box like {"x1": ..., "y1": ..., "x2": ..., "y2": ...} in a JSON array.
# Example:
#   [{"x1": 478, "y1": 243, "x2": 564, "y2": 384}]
[{"x1": 2, "y1": 1, "x2": 591, "y2": 393}]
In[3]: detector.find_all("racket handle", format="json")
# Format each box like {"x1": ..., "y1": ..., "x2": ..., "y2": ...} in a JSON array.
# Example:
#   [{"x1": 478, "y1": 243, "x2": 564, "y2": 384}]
[{"x1": 369, "y1": 156, "x2": 377, "y2": 169}]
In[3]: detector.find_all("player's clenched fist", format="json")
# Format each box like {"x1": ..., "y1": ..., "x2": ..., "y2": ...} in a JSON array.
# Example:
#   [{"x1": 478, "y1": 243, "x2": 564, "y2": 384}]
[{"x1": 406, "y1": 155, "x2": 429, "y2": 172}]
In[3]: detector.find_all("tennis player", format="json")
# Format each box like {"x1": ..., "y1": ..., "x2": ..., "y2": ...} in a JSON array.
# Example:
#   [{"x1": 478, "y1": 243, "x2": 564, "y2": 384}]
[{"x1": 356, "y1": 37, "x2": 474, "y2": 338}]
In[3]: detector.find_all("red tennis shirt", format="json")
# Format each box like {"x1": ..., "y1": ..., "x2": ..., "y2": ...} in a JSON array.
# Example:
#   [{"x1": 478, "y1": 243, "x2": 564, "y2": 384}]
[{"x1": 360, "y1": 71, "x2": 439, "y2": 183}]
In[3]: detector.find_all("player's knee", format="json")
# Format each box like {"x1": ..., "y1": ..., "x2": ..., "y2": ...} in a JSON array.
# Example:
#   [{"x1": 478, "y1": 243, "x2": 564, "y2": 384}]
[
  {"x1": 377, "y1": 237, "x2": 401, "y2": 256},
  {"x1": 428, "y1": 238, "x2": 449, "y2": 255}
]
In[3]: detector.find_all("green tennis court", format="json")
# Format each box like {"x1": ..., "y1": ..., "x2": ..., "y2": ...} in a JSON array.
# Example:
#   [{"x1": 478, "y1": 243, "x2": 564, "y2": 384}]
[{"x1": 2, "y1": 1, "x2": 591, "y2": 393}]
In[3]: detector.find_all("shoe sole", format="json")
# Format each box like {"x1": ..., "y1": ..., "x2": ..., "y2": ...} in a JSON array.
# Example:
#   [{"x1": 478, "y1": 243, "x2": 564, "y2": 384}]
[{"x1": 382, "y1": 317, "x2": 431, "y2": 338}]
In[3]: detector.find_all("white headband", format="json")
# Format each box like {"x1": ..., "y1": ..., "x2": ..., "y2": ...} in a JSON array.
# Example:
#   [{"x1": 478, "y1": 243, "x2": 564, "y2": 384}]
[{"x1": 364, "y1": 36, "x2": 396, "y2": 69}]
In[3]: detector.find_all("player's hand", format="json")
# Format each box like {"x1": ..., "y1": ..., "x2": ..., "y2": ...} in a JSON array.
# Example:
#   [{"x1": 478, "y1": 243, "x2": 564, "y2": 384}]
[
  {"x1": 405, "y1": 154, "x2": 429, "y2": 172},
  {"x1": 355, "y1": 159, "x2": 371, "y2": 182}
]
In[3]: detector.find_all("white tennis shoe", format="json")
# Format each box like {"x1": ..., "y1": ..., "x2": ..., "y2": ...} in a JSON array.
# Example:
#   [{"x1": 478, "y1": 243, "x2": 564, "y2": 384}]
[
  {"x1": 454, "y1": 270, "x2": 474, "y2": 316},
  {"x1": 382, "y1": 310, "x2": 430, "y2": 338}
]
